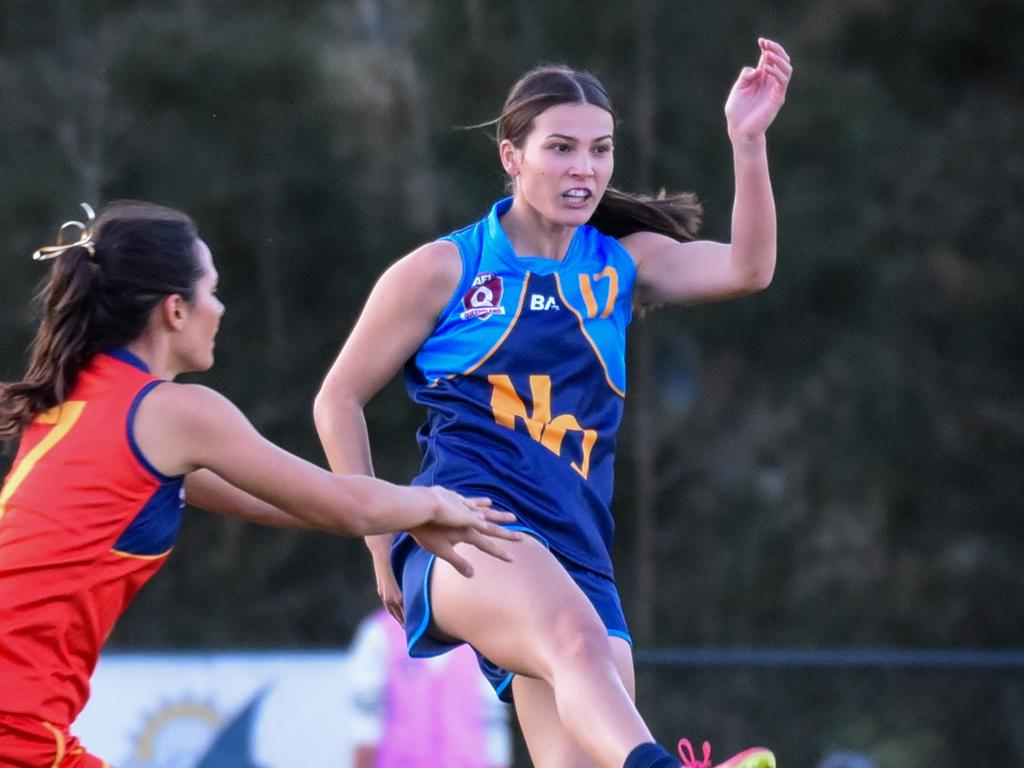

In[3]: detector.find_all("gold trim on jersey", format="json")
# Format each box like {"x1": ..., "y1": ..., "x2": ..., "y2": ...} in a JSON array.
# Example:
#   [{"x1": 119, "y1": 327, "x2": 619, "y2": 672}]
[{"x1": 554, "y1": 274, "x2": 625, "y2": 398}]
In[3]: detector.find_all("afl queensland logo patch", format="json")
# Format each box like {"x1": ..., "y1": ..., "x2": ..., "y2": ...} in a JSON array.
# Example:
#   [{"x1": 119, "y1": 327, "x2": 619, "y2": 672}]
[{"x1": 460, "y1": 272, "x2": 507, "y2": 320}]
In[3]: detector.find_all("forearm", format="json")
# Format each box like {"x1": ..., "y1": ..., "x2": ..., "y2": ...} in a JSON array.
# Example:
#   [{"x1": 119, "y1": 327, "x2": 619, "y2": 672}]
[
  {"x1": 342, "y1": 476, "x2": 438, "y2": 535},
  {"x1": 729, "y1": 135, "x2": 777, "y2": 290},
  {"x1": 313, "y1": 390, "x2": 375, "y2": 476},
  {"x1": 185, "y1": 469, "x2": 315, "y2": 529},
  {"x1": 313, "y1": 391, "x2": 398, "y2": 551},
  {"x1": 366, "y1": 530, "x2": 396, "y2": 562}
]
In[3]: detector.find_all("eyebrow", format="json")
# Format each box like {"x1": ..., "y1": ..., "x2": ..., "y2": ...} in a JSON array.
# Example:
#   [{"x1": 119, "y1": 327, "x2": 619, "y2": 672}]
[{"x1": 545, "y1": 133, "x2": 614, "y2": 143}]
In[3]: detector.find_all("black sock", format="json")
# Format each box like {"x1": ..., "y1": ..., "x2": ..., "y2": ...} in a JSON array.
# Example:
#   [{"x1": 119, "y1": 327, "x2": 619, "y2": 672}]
[{"x1": 623, "y1": 742, "x2": 678, "y2": 768}]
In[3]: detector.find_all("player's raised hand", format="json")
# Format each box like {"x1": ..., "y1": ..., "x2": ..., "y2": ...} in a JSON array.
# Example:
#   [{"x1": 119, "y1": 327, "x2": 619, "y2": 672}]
[{"x1": 725, "y1": 37, "x2": 792, "y2": 142}]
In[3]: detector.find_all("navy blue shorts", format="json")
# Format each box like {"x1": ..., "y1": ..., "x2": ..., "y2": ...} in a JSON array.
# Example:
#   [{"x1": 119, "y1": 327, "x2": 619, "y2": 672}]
[{"x1": 391, "y1": 525, "x2": 632, "y2": 703}]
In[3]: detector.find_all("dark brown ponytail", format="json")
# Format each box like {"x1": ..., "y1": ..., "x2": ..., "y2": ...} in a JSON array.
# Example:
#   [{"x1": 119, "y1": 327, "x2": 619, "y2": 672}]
[
  {"x1": 589, "y1": 186, "x2": 701, "y2": 242},
  {"x1": 0, "y1": 201, "x2": 200, "y2": 438}
]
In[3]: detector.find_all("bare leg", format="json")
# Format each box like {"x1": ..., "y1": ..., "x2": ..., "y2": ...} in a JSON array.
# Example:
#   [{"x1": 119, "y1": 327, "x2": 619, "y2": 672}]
[
  {"x1": 514, "y1": 637, "x2": 637, "y2": 768},
  {"x1": 429, "y1": 536, "x2": 653, "y2": 768}
]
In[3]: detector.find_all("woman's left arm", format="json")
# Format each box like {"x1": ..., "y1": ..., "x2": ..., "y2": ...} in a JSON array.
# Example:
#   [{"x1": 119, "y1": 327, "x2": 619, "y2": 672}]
[
  {"x1": 184, "y1": 468, "x2": 315, "y2": 528},
  {"x1": 623, "y1": 38, "x2": 792, "y2": 307}
]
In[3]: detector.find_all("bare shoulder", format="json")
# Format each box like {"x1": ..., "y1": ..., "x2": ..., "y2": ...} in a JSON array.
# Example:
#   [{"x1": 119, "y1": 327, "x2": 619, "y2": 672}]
[
  {"x1": 388, "y1": 239, "x2": 462, "y2": 291},
  {"x1": 371, "y1": 239, "x2": 463, "y2": 321},
  {"x1": 138, "y1": 381, "x2": 237, "y2": 423},
  {"x1": 132, "y1": 381, "x2": 247, "y2": 477}
]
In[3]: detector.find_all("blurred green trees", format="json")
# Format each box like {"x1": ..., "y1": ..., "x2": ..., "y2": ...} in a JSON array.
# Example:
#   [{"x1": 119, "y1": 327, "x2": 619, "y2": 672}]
[{"x1": 1, "y1": 0, "x2": 1021, "y2": 762}]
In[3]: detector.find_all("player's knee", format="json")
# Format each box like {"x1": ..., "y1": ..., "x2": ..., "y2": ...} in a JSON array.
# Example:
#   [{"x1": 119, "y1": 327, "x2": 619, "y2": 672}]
[{"x1": 548, "y1": 613, "x2": 613, "y2": 670}]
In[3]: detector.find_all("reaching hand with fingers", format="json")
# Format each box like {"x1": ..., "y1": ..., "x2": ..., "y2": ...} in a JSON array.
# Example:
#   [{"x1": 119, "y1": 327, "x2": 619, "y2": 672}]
[
  {"x1": 725, "y1": 37, "x2": 793, "y2": 142},
  {"x1": 421, "y1": 486, "x2": 517, "y2": 534},
  {"x1": 411, "y1": 486, "x2": 520, "y2": 577}
]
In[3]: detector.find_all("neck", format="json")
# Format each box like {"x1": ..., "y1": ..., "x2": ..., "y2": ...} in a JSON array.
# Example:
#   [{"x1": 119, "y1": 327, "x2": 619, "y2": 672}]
[
  {"x1": 124, "y1": 333, "x2": 179, "y2": 380},
  {"x1": 501, "y1": 198, "x2": 577, "y2": 260}
]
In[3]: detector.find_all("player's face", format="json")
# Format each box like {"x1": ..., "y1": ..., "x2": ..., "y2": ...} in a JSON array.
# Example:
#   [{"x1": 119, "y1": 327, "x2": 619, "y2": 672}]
[
  {"x1": 504, "y1": 102, "x2": 615, "y2": 228},
  {"x1": 177, "y1": 239, "x2": 224, "y2": 373}
]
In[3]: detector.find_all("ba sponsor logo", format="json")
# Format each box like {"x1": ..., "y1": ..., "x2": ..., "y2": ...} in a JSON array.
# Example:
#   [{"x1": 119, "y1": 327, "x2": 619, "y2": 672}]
[
  {"x1": 529, "y1": 294, "x2": 559, "y2": 311},
  {"x1": 460, "y1": 272, "x2": 506, "y2": 320}
]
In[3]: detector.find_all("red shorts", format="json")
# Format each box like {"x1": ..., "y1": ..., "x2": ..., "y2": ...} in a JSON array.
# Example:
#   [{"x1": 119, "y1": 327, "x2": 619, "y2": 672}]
[{"x1": 0, "y1": 714, "x2": 108, "y2": 768}]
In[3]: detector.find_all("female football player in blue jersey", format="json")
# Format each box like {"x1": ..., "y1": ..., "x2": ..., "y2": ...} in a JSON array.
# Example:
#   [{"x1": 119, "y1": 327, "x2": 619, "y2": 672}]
[
  {"x1": 315, "y1": 38, "x2": 792, "y2": 768},
  {"x1": 0, "y1": 201, "x2": 518, "y2": 768}
]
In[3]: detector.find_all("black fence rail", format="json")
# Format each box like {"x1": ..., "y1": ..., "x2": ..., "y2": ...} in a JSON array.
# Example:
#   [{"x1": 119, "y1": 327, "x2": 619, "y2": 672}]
[
  {"x1": 635, "y1": 647, "x2": 1024, "y2": 670},
  {"x1": 598, "y1": 648, "x2": 1024, "y2": 768}
]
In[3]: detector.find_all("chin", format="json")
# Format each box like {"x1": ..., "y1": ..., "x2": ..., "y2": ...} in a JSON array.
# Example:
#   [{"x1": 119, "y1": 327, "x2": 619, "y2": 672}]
[
  {"x1": 544, "y1": 205, "x2": 585, "y2": 225},
  {"x1": 192, "y1": 353, "x2": 216, "y2": 372},
  {"x1": 564, "y1": 209, "x2": 597, "y2": 228}
]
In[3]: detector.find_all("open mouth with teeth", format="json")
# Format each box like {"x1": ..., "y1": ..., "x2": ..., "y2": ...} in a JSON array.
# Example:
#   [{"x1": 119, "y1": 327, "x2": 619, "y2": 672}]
[{"x1": 563, "y1": 189, "x2": 593, "y2": 202}]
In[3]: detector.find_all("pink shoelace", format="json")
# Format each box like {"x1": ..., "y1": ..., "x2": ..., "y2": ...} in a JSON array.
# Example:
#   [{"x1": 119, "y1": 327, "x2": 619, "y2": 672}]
[{"x1": 678, "y1": 739, "x2": 713, "y2": 768}]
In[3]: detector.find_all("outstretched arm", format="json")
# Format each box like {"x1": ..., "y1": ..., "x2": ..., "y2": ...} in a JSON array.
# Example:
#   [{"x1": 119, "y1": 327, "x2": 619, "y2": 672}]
[
  {"x1": 623, "y1": 38, "x2": 792, "y2": 306},
  {"x1": 137, "y1": 381, "x2": 512, "y2": 541},
  {"x1": 132, "y1": 375, "x2": 517, "y2": 576}
]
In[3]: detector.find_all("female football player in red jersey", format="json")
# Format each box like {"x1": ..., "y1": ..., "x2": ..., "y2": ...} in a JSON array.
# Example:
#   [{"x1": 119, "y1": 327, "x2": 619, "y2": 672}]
[
  {"x1": 315, "y1": 39, "x2": 791, "y2": 768},
  {"x1": 0, "y1": 200, "x2": 519, "y2": 768}
]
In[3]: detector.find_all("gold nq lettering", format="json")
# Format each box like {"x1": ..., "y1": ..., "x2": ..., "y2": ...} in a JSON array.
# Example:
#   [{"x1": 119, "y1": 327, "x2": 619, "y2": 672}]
[{"x1": 487, "y1": 375, "x2": 596, "y2": 479}]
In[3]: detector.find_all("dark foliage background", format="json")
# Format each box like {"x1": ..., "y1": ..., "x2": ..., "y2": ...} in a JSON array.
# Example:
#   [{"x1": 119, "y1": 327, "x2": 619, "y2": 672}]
[{"x1": 1, "y1": 1, "x2": 1021, "y2": 765}]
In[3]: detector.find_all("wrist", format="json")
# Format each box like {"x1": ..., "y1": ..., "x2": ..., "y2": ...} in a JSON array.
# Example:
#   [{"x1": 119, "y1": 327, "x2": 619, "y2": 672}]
[
  {"x1": 729, "y1": 132, "x2": 767, "y2": 157},
  {"x1": 414, "y1": 485, "x2": 440, "y2": 523}
]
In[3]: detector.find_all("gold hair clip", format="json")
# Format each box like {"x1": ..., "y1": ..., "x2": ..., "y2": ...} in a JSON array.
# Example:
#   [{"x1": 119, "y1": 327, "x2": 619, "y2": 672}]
[{"x1": 32, "y1": 203, "x2": 97, "y2": 261}]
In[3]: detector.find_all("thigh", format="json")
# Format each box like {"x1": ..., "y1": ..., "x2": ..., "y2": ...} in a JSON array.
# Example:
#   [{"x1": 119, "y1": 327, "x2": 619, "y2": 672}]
[
  {"x1": 429, "y1": 534, "x2": 609, "y2": 681},
  {"x1": 512, "y1": 637, "x2": 636, "y2": 768}
]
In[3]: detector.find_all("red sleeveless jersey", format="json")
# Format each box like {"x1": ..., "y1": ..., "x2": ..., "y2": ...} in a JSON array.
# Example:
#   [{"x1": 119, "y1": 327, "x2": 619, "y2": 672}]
[{"x1": 0, "y1": 349, "x2": 185, "y2": 727}]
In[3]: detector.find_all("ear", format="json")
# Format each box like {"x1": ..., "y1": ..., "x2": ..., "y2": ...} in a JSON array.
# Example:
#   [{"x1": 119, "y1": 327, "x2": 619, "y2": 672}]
[
  {"x1": 160, "y1": 294, "x2": 188, "y2": 330},
  {"x1": 499, "y1": 139, "x2": 520, "y2": 178}
]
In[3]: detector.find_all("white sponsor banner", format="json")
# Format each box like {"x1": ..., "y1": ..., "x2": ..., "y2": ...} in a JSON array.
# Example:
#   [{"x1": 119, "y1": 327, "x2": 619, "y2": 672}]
[{"x1": 74, "y1": 651, "x2": 356, "y2": 768}]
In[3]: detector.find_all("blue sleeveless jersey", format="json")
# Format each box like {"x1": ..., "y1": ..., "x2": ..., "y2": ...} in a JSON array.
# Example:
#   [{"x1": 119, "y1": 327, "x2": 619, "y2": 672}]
[{"x1": 402, "y1": 198, "x2": 636, "y2": 576}]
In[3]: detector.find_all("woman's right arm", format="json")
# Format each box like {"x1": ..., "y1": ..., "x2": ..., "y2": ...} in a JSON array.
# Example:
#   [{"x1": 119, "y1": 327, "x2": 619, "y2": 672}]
[{"x1": 313, "y1": 240, "x2": 466, "y2": 620}]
